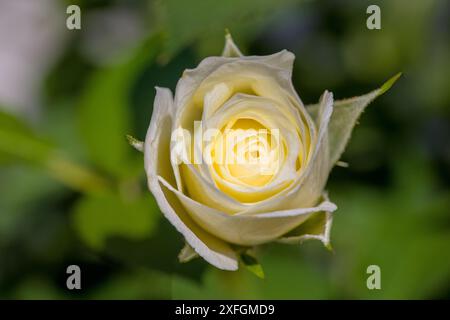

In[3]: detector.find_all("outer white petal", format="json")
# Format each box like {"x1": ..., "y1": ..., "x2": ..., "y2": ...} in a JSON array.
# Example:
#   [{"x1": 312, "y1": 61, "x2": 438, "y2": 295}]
[
  {"x1": 174, "y1": 49, "x2": 297, "y2": 125},
  {"x1": 158, "y1": 175, "x2": 337, "y2": 246},
  {"x1": 144, "y1": 87, "x2": 238, "y2": 270}
]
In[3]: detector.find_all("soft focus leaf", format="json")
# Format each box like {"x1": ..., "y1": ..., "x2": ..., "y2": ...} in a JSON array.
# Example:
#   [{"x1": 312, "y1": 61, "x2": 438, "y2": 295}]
[
  {"x1": 11, "y1": 277, "x2": 65, "y2": 300},
  {"x1": 0, "y1": 167, "x2": 60, "y2": 238},
  {"x1": 72, "y1": 192, "x2": 159, "y2": 249},
  {"x1": 383, "y1": 233, "x2": 450, "y2": 299},
  {"x1": 0, "y1": 109, "x2": 34, "y2": 135},
  {"x1": 90, "y1": 269, "x2": 171, "y2": 299},
  {"x1": 77, "y1": 34, "x2": 163, "y2": 177},
  {"x1": 331, "y1": 152, "x2": 450, "y2": 299},
  {"x1": 153, "y1": 0, "x2": 299, "y2": 57},
  {"x1": 0, "y1": 110, "x2": 107, "y2": 193},
  {"x1": 172, "y1": 244, "x2": 335, "y2": 299},
  {"x1": 0, "y1": 109, "x2": 53, "y2": 164}
]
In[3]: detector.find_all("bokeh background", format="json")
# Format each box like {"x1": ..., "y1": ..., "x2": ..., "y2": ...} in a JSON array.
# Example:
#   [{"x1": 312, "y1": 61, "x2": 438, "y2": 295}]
[{"x1": 0, "y1": 0, "x2": 449, "y2": 299}]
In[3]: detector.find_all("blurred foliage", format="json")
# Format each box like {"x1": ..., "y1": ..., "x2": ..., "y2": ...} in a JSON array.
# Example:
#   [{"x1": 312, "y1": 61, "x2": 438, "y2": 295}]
[
  {"x1": 0, "y1": 0, "x2": 449, "y2": 299},
  {"x1": 73, "y1": 191, "x2": 158, "y2": 249},
  {"x1": 77, "y1": 34, "x2": 163, "y2": 178}
]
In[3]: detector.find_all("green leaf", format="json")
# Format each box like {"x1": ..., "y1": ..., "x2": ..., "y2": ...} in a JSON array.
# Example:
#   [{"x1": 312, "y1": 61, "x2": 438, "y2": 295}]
[
  {"x1": 240, "y1": 253, "x2": 265, "y2": 279},
  {"x1": 153, "y1": 0, "x2": 299, "y2": 57},
  {"x1": 90, "y1": 269, "x2": 171, "y2": 299},
  {"x1": 0, "y1": 109, "x2": 34, "y2": 135},
  {"x1": 331, "y1": 151, "x2": 450, "y2": 299},
  {"x1": 307, "y1": 73, "x2": 401, "y2": 169},
  {"x1": 77, "y1": 34, "x2": 163, "y2": 178},
  {"x1": 172, "y1": 244, "x2": 334, "y2": 299},
  {"x1": 0, "y1": 110, "x2": 107, "y2": 193},
  {"x1": 382, "y1": 233, "x2": 450, "y2": 299},
  {"x1": 0, "y1": 109, "x2": 52, "y2": 164},
  {"x1": 72, "y1": 192, "x2": 159, "y2": 250},
  {"x1": 0, "y1": 166, "x2": 61, "y2": 238},
  {"x1": 11, "y1": 277, "x2": 65, "y2": 300}
]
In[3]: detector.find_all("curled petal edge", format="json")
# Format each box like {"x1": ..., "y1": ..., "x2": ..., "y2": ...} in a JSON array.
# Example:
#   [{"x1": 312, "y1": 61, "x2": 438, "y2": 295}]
[{"x1": 145, "y1": 87, "x2": 238, "y2": 270}]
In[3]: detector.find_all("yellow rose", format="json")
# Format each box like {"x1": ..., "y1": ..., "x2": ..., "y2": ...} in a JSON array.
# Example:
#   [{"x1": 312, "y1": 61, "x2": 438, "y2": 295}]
[{"x1": 142, "y1": 34, "x2": 400, "y2": 270}]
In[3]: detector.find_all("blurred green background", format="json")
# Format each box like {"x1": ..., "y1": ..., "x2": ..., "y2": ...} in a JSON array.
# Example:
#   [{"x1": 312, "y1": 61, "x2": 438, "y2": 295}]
[{"x1": 0, "y1": 0, "x2": 449, "y2": 299}]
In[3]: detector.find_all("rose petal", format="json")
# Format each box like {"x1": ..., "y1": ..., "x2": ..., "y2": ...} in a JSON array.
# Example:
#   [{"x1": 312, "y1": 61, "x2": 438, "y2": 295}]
[
  {"x1": 158, "y1": 175, "x2": 337, "y2": 246},
  {"x1": 174, "y1": 49, "x2": 298, "y2": 127},
  {"x1": 175, "y1": 61, "x2": 317, "y2": 211},
  {"x1": 238, "y1": 90, "x2": 333, "y2": 214},
  {"x1": 145, "y1": 87, "x2": 238, "y2": 270}
]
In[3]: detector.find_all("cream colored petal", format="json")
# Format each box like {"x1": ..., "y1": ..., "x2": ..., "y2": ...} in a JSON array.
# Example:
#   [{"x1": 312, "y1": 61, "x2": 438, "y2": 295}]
[
  {"x1": 144, "y1": 87, "x2": 238, "y2": 270},
  {"x1": 181, "y1": 89, "x2": 325, "y2": 215},
  {"x1": 182, "y1": 61, "x2": 314, "y2": 203},
  {"x1": 174, "y1": 57, "x2": 228, "y2": 130},
  {"x1": 151, "y1": 87, "x2": 183, "y2": 191},
  {"x1": 250, "y1": 50, "x2": 295, "y2": 78},
  {"x1": 204, "y1": 94, "x2": 303, "y2": 192},
  {"x1": 181, "y1": 163, "x2": 245, "y2": 213},
  {"x1": 189, "y1": 59, "x2": 314, "y2": 165},
  {"x1": 222, "y1": 32, "x2": 243, "y2": 57},
  {"x1": 174, "y1": 50, "x2": 298, "y2": 129},
  {"x1": 202, "y1": 82, "x2": 232, "y2": 120},
  {"x1": 171, "y1": 56, "x2": 306, "y2": 205},
  {"x1": 306, "y1": 73, "x2": 402, "y2": 171},
  {"x1": 190, "y1": 60, "x2": 299, "y2": 110},
  {"x1": 158, "y1": 175, "x2": 336, "y2": 246},
  {"x1": 239, "y1": 91, "x2": 333, "y2": 214}
]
